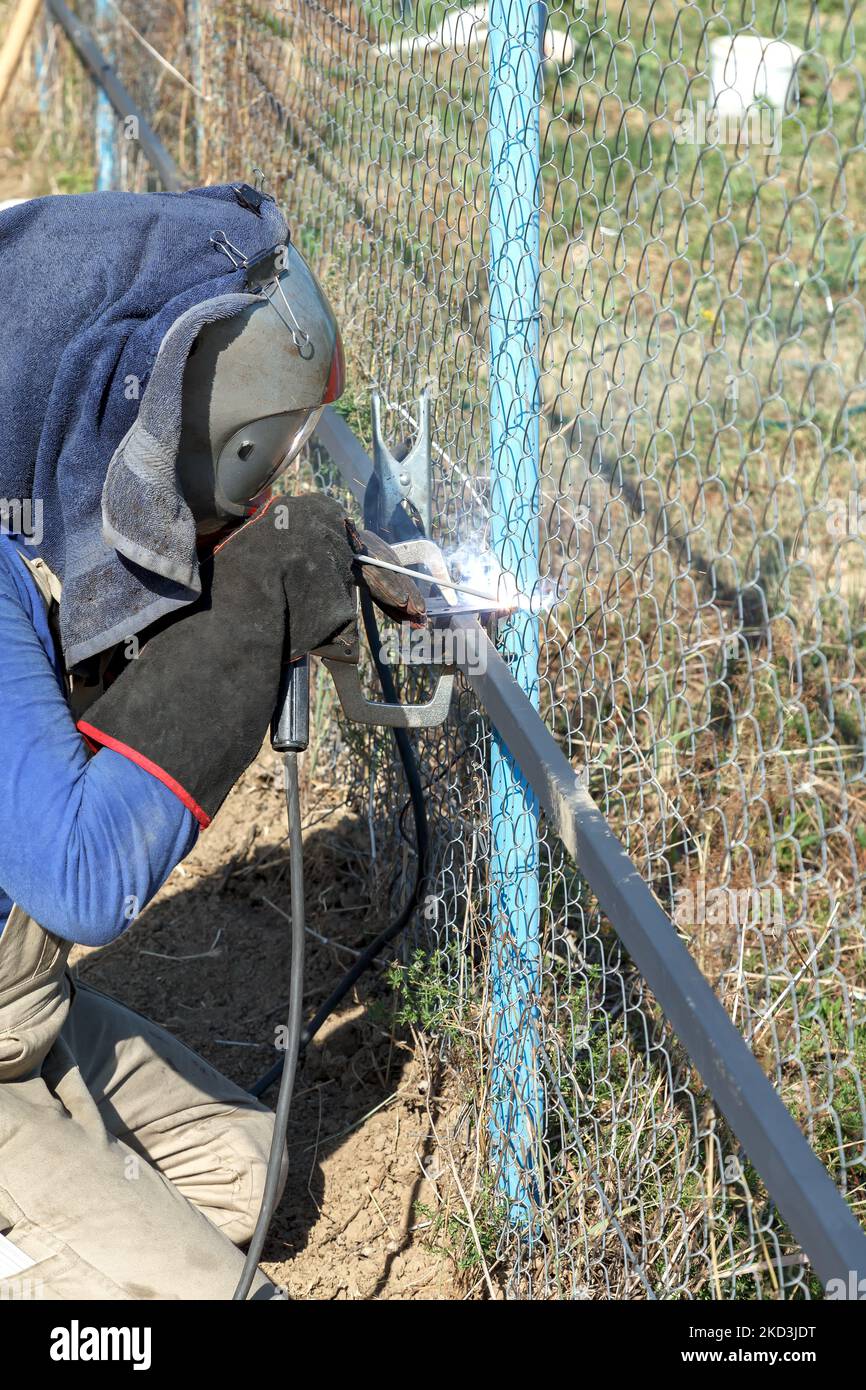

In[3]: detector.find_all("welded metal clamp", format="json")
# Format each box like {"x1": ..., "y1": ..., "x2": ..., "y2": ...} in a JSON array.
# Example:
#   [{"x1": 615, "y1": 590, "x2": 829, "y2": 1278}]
[{"x1": 314, "y1": 538, "x2": 458, "y2": 729}]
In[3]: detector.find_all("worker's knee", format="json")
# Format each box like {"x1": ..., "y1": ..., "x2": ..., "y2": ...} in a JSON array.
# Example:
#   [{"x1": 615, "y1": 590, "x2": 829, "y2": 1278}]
[{"x1": 221, "y1": 1106, "x2": 288, "y2": 1248}]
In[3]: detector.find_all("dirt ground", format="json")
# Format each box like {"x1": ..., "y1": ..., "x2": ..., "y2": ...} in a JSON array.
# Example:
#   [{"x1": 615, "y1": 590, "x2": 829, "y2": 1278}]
[{"x1": 69, "y1": 742, "x2": 464, "y2": 1300}]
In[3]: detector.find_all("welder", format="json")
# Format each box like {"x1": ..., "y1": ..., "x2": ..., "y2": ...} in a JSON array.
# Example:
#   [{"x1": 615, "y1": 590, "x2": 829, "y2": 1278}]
[{"x1": 0, "y1": 182, "x2": 413, "y2": 1300}]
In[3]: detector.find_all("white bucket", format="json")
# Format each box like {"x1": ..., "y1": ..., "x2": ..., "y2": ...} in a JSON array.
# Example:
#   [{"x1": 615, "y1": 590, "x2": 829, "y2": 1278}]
[
  {"x1": 710, "y1": 35, "x2": 803, "y2": 119},
  {"x1": 382, "y1": 3, "x2": 574, "y2": 66}
]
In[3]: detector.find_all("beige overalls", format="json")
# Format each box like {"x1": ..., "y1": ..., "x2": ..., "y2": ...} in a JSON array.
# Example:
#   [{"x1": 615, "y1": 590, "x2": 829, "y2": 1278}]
[{"x1": 0, "y1": 556, "x2": 283, "y2": 1300}]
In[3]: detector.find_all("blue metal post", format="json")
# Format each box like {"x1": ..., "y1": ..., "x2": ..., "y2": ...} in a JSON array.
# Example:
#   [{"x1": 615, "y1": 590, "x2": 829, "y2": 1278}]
[
  {"x1": 94, "y1": 0, "x2": 117, "y2": 189},
  {"x1": 34, "y1": 11, "x2": 51, "y2": 117},
  {"x1": 487, "y1": 0, "x2": 543, "y2": 1226},
  {"x1": 187, "y1": 0, "x2": 203, "y2": 179}
]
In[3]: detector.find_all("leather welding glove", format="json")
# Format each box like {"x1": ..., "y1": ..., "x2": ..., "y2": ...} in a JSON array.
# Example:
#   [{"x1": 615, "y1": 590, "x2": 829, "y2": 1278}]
[{"x1": 78, "y1": 494, "x2": 377, "y2": 827}]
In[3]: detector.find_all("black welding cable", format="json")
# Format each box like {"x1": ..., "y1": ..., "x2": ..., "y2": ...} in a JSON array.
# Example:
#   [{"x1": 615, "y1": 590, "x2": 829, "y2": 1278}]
[
  {"x1": 248, "y1": 588, "x2": 429, "y2": 1099},
  {"x1": 233, "y1": 751, "x2": 306, "y2": 1299}
]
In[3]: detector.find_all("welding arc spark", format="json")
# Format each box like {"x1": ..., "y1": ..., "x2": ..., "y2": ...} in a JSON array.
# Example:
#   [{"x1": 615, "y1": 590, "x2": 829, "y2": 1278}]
[{"x1": 353, "y1": 552, "x2": 521, "y2": 609}]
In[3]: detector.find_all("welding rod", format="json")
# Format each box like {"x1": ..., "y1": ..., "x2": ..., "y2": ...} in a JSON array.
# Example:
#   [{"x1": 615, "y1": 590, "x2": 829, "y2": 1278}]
[{"x1": 353, "y1": 552, "x2": 513, "y2": 607}]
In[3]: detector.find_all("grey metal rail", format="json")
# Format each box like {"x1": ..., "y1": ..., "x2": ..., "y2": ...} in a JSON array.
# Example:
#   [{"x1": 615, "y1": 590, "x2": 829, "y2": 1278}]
[
  {"x1": 314, "y1": 404, "x2": 866, "y2": 1292},
  {"x1": 46, "y1": 0, "x2": 186, "y2": 192}
]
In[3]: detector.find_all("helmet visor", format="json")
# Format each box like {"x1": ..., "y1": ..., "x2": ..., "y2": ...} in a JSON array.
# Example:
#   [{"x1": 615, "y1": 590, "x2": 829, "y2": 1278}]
[{"x1": 214, "y1": 406, "x2": 323, "y2": 518}]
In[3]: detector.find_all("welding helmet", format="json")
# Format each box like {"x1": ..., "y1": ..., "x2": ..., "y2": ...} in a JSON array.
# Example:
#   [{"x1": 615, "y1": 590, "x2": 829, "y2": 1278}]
[{"x1": 177, "y1": 240, "x2": 344, "y2": 533}]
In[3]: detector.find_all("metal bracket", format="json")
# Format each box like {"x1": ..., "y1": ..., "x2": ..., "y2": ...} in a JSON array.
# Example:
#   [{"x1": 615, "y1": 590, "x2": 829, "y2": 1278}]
[
  {"x1": 315, "y1": 537, "x2": 457, "y2": 728},
  {"x1": 364, "y1": 391, "x2": 432, "y2": 542},
  {"x1": 321, "y1": 653, "x2": 454, "y2": 728}
]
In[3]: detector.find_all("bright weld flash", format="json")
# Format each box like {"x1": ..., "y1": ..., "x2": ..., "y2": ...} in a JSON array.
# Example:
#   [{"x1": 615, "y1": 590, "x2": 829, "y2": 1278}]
[
  {"x1": 355, "y1": 548, "x2": 556, "y2": 614},
  {"x1": 354, "y1": 552, "x2": 519, "y2": 608},
  {"x1": 447, "y1": 545, "x2": 552, "y2": 615}
]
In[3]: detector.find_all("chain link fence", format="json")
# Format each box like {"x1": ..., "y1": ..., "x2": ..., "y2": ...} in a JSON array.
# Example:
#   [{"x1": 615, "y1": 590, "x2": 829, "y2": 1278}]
[{"x1": 18, "y1": 0, "x2": 866, "y2": 1297}]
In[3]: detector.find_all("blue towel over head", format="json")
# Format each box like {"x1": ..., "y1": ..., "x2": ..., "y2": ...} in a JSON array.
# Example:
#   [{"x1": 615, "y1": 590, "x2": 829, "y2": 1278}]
[{"x1": 0, "y1": 182, "x2": 288, "y2": 665}]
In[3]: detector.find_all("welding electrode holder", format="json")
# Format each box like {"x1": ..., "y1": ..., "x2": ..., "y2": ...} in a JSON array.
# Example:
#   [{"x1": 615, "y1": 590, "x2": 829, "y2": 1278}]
[
  {"x1": 270, "y1": 655, "x2": 310, "y2": 752},
  {"x1": 313, "y1": 537, "x2": 462, "y2": 729},
  {"x1": 270, "y1": 535, "x2": 463, "y2": 749}
]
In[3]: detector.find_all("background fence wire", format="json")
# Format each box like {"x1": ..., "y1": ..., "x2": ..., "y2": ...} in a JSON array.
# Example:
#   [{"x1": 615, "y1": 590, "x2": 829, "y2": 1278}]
[{"x1": 17, "y1": 0, "x2": 866, "y2": 1297}]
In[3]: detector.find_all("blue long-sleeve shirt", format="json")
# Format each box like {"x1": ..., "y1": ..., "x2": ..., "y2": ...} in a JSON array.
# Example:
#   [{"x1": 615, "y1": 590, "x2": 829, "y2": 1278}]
[{"x1": 0, "y1": 535, "x2": 198, "y2": 944}]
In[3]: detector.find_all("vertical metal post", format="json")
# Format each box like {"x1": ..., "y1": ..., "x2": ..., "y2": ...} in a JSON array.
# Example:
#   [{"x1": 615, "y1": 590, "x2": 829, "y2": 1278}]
[
  {"x1": 35, "y1": 10, "x2": 52, "y2": 117},
  {"x1": 187, "y1": 0, "x2": 203, "y2": 179},
  {"x1": 487, "y1": 0, "x2": 543, "y2": 1226},
  {"x1": 93, "y1": 0, "x2": 116, "y2": 189}
]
